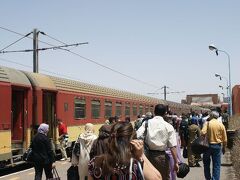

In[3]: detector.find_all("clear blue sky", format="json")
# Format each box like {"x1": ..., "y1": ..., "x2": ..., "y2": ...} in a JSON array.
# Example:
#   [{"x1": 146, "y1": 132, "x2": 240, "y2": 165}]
[{"x1": 1, "y1": 1, "x2": 239, "y2": 102}]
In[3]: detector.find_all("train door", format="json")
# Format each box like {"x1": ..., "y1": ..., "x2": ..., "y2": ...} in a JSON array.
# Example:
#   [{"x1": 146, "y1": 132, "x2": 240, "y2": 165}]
[
  {"x1": 42, "y1": 91, "x2": 56, "y2": 140},
  {"x1": 11, "y1": 90, "x2": 25, "y2": 142},
  {"x1": 11, "y1": 89, "x2": 27, "y2": 160}
]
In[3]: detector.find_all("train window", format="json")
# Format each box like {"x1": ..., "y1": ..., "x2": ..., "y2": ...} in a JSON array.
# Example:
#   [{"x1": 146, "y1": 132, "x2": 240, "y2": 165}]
[
  {"x1": 139, "y1": 105, "x2": 143, "y2": 115},
  {"x1": 104, "y1": 101, "x2": 112, "y2": 118},
  {"x1": 91, "y1": 100, "x2": 101, "y2": 119},
  {"x1": 74, "y1": 98, "x2": 86, "y2": 119},
  {"x1": 115, "y1": 102, "x2": 122, "y2": 117},
  {"x1": 133, "y1": 105, "x2": 137, "y2": 116},
  {"x1": 125, "y1": 103, "x2": 130, "y2": 116}
]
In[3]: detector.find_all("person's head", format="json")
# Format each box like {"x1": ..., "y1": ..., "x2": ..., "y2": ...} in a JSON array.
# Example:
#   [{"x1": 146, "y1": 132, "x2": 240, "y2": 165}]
[
  {"x1": 125, "y1": 116, "x2": 131, "y2": 123},
  {"x1": 108, "y1": 116, "x2": 116, "y2": 124},
  {"x1": 98, "y1": 124, "x2": 111, "y2": 139},
  {"x1": 57, "y1": 119, "x2": 62, "y2": 125},
  {"x1": 84, "y1": 123, "x2": 95, "y2": 133},
  {"x1": 38, "y1": 123, "x2": 49, "y2": 135},
  {"x1": 154, "y1": 104, "x2": 167, "y2": 116},
  {"x1": 108, "y1": 122, "x2": 136, "y2": 165},
  {"x1": 146, "y1": 111, "x2": 153, "y2": 118},
  {"x1": 191, "y1": 117, "x2": 198, "y2": 125},
  {"x1": 94, "y1": 122, "x2": 137, "y2": 175},
  {"x1": 210, "y1": 111, "x2": 219, "y2": 119}
]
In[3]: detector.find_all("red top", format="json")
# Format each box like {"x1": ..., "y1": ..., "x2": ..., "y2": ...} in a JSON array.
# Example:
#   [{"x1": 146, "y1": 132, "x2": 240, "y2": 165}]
[{"x1": 58, "y1": 123, "x2": 67, "y2": 136}]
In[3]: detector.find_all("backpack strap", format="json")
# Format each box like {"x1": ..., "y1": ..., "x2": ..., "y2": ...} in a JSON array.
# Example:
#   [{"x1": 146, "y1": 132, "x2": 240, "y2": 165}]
[{"x1": 143, "y1": 120, "x2": 150, "y2": 149}]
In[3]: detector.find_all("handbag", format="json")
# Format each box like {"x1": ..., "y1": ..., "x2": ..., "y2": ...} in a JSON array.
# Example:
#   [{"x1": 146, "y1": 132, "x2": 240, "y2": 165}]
[
  {"x1": 177, "y1": 163, "x2": 190, "y2": 178},
  {"x1": 191, "y1": 122, "x2": 209, "y2": 154},
  {"x1": 129, "y1": 158, "x2": 145, "y2": 180},
  {"x1": 67, "y1": 166, "x2": 79, "y2": 180},
  {"x1": 191, "y1": 135, "x2": 209, "y2": 154},
  {"x1": 23, "y1": 148, "x2": 34, "y2": 162}
]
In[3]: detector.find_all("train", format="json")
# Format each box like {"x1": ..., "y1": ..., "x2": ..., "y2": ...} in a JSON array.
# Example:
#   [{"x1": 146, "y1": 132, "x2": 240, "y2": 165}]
[{"x1": 0, "y1": 65, "x2": 207, "y2": 169}]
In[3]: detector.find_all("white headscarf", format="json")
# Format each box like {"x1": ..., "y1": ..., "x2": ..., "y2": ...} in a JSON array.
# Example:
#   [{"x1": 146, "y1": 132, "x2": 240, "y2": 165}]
[{"x1": 38, "y1": 123, "x2": 49, "y2": 136}]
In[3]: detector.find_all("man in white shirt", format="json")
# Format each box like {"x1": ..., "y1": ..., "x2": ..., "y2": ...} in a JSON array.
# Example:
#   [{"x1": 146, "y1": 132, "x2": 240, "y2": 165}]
[{"x1": 137, "y1": 104, "x2": 179, "y2": 180}]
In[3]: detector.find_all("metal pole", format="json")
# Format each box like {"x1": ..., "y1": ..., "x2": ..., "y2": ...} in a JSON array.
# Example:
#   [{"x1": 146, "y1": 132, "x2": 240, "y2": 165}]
[
  {"x1": 33, "y1": 28, "x2": 39, "y2": 73},
  {"x1": 219, "y1": 50, "x2": 232, "y2": 116},
  {"x1": 163, "y1": 86, "x2": 167, "y2": 100}
]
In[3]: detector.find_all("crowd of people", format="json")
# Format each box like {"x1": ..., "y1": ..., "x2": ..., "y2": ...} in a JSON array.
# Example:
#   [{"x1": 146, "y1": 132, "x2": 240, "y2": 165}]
[{"x1": 29, "y1": 104, "x2": 229, "y2": 180}]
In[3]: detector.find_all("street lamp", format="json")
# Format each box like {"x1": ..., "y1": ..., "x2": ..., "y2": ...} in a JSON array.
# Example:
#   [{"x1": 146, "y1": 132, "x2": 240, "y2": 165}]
[
  {"x1": 219, "y1": 85, "x2": 224, "y2": 90},
  {"x1": 209, "y1": 44, "x2": 232, "y2": 116},
  {"x1": 215, "y1": 73, "x2": 229, "y2": 99}
]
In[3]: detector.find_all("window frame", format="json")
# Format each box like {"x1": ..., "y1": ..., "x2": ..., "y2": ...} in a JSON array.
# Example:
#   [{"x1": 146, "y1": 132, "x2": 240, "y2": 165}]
[{"x1": 74, "y1": 97, "x2": 86, "y2": 119}]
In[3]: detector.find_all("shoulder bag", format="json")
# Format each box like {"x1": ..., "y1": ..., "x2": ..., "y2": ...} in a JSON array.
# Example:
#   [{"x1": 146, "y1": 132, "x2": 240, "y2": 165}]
[
  {"x1": 191, "y1": 123, "x2": 209, "y2": 154},
  {"x1": 129, "y1": 158, "x2": 145, "y2": 180},
  {"x1": 23, "y1": 147, "x2": 34, "y2": 162}
]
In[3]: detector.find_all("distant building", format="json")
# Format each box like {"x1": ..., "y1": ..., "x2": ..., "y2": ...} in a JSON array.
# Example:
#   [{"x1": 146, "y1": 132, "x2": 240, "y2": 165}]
[
  {"x1": 232, "y1": 85, "x2": 240, "y2": 115},
  {"x1": 185, "y1": 94, "x2": 219, "y2": 106}
]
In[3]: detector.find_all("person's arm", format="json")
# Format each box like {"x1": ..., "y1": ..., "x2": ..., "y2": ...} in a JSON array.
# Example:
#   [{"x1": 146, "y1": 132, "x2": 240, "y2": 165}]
[
  {"x1": 170, "y1": 146, "x2": 179, "y2": 172},
  {"x1": 142, "y1": 154, "x2": 162, "y2": 180},
  {"x1": 222, "y1": 126, "x2": 228, "y2": 154},
  {"x1": 201, "y1": 122, "x2": 208, "y2": 135},
  {"x1": 130, "y1": 139, "x2": 162, "y2": 180}
]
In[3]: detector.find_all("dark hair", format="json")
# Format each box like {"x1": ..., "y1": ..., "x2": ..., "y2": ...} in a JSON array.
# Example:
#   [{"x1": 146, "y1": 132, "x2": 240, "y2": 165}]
[
  {"x1": 125, "y1": 116, "x2": 130, "y2": 123},
  {"x1": 94, "y1": 122, "x2": 136, "y2": 175},
  {"x1": 108, "y1": 117, "x2": 116, "y2": 124},
  {"x1": 154, "y1": 104, "x2": 167, "y2": 116}
]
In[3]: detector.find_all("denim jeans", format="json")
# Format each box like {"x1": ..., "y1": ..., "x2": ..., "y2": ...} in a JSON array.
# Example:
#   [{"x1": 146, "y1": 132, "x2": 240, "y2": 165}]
[{"x1": 203, "y1": 144, "x2": 222, "y2": 180}]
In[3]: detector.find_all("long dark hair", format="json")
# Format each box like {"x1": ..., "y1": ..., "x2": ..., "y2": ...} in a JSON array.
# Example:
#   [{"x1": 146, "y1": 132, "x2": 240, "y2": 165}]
[{"x1": 95, "y1": 122, "x2": 136, "y2": 175}]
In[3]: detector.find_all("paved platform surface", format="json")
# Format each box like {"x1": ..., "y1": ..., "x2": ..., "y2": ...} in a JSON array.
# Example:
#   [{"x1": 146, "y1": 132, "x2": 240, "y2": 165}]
[{"x1": 177, "y1": 149, "x2": 237, "y2": 180}]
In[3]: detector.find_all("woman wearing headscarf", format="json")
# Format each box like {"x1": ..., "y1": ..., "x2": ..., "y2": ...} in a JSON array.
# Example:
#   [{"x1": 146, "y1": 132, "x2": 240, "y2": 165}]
[
  {"x1": 31, "y1": 123, "x2": 55, "y2": 180},
  {"x1": 187, "y1": 117, "x2": 201, "y2": 167},
  {"x1": 72, "y1": 123, "x2": 97, "y2": 180}
]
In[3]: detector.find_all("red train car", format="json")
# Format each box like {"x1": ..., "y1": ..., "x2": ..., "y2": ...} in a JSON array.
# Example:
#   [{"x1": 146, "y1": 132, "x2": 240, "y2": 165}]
[
  {"x1": 232, "y1": 85, "x2": 240, "y2": 115},
  {"x1": 0, "y1": 66, "x2": 32, "y2": 168},
  {"x1": 0, "y1": 65, "x2": 207, "y2": 169}
]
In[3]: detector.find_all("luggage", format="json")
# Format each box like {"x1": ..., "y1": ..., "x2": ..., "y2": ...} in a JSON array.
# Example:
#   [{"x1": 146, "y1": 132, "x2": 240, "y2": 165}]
[
  {"x1": 23, "y1": 148, "x2": 34, "y2": 162},
  {"x1": 177, "y1": 163, "x2": 190, "y2": 178},
  {"x1": 67, "y1": 165, "x2": 79, "y2": 180}
]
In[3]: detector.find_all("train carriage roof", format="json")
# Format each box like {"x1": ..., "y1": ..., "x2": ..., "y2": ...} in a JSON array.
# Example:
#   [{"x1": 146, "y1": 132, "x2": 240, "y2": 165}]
[
  {"x1": 22, "y1": 70, "x2": 164, "y2": 104},
  {"x1": 23, "y1": 71, "x2": 57, "y2": 90},
  {"x1": 0, "y1": 66, "x2": 31, "y2": 86},
  {"x1": 48, "y1": 75, "x2": 166, "y2": 104}
]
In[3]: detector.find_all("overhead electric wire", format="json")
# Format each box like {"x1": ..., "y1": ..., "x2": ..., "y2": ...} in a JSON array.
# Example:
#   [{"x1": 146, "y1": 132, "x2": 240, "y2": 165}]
[
  {"x1": 0, "y1": 26, "x2": 160, "y2": 89},
  {"x1": 41, "y1": 33, "x2": 160, "y2": 89},
  {"x1": 0, "y1": 32, "x2": 32, "y2": 52},
  {"x1": 0, "y1": 42, "x2": 89, "y2": 54},
  {"x1": 0, "y1": 57, "x2": 87, "y2": 81}
]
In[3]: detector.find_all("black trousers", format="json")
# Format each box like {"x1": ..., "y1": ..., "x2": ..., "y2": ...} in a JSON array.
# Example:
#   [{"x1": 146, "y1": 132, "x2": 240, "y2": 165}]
[{"x1": 34, "y1": 163, "x2": 53, "y2": 180}]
